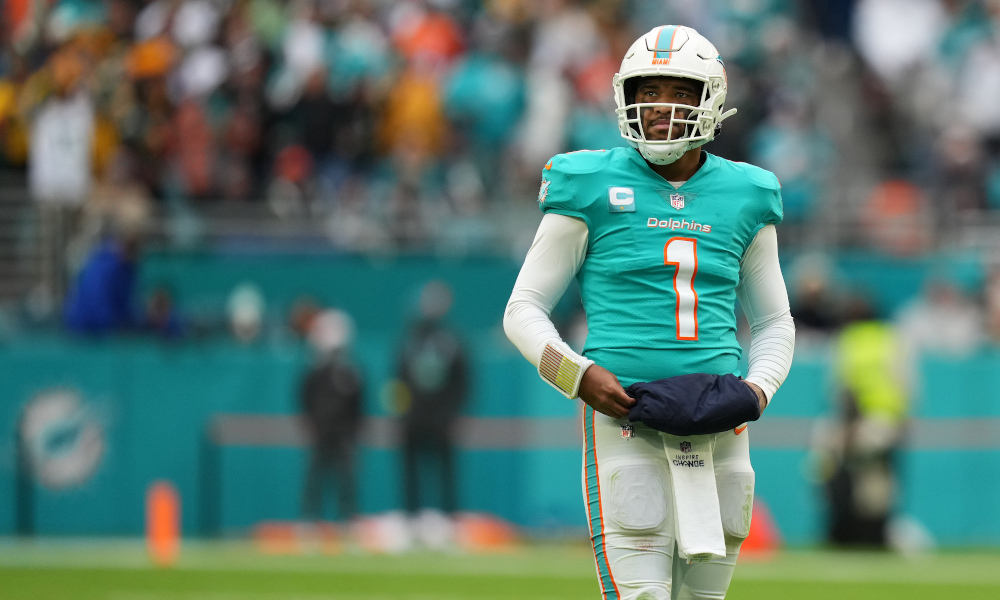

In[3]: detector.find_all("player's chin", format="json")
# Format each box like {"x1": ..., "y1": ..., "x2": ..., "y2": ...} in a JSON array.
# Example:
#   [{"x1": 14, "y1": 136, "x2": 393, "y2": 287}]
[{"x1": 645, "y1": 125, "x2": 675, "y2": 141}]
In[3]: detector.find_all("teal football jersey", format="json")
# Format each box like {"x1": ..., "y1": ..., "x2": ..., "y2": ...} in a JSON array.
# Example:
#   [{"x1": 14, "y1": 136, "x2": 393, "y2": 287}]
[{"x1": 538, "y1": 147, "x2": 783, "y2": 387}]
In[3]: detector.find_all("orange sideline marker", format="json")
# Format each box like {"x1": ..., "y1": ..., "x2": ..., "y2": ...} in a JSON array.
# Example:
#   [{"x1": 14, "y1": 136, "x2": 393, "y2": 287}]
[
  {"x1": 146, "y1": 480, "x2": 181, "y2": 567},
  {"x1": 740, "y1": 498, "x2": 781, "y2": 560}
]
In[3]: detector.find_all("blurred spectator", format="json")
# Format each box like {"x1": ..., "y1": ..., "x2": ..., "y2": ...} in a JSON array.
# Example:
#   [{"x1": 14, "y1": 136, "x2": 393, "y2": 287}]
[
  {"x1": 895, "y1": 275, "x2": 986, "y2": 357},
  {"x1": 378, "y1": 61, "x2": 446, "y2": 171},
  {"x1": 930, "y1": 127, "x2": 989, "y2": 228},
  {"x1": 62, "y1": 228, "x2": 142, "y2": 335},
  {"x1": 144, "y1": 284, "x2": 185, "y2": 338},
  {"x1": 800, "y1": 0, "x2": 859, "y2": 42},
  {"x1": 515, "y1": 1, "x2": 601, "y2": 168},
  {"x1": 168, "y1": 99, "x2": 217, "y2": 201},
  {"x1": 281, "y1": 1, "x2": 326, "y2": 90},
  {"x1": 266, "y1": 144, "x2": 314, "y2": 218},
  {"x1": 985, "y1": 264, "x2": 1000, "y2": 343},
  {"x1": 0, "y1": 57, "x2": 30, "y2": 168},
  {"x1": 749, "y1": 94, "x2": 834, "y2": 223},
  {"x1": 326, "y1": 4, "x2": 392, "y2": 98},
  {"x1": 955, "y1": 4, "x2": 1000, "y2": 139},
  {"x1": 443, "y1": 18, "x2": 526, "y2": 191},
  {"x1": 564, "y1": 4, "x2": 629, "y2": 153},
  {"x1": 853, "y1": 0, "x2": 946, "y2": 89},
  {"x1": 282, "y1": 67, "x2": 375, "y2": 208},
  {"x1": 288, "y1": 294, "x2": 322, "y2": 339},
  {"x1": 789, "y1": 254, "x2": 845, "y2": 343},
  {"x1": 123, "y1": 76, "x2": 174, "y2": 199},
  {"x1": 81, "y1": 149, "x2": 153, "y2": 255},
  {"x1": 390, "y1": 0, "x2": 465, "y2": 70},
  {"x1": 396, "y1": 280, "x2": 468, "y2": 540},
  {"x1": 859, "y1": 180, "x2": 933, "y2": 255},
  {"x1": 217, "y1": 100, "x2": 262, "y2": 202},
  {"x1": 290, "y1": 70, "x2": 338, "y2": 171},
  {"x1": 226, "y1": 282, "x2": 265, "y2": 343},
  {"x1": 26, "y1": 44, "x2": 95, "y2": 303},
  {"x1": 300, "y1": 308, "x2": 364, "y2": 526},
  {"x1": 174, "y1": 0, "x2": 223, "y2": 49},
  {"x1": 819, "y1": 298, "x2": 909, "y2": 548}
]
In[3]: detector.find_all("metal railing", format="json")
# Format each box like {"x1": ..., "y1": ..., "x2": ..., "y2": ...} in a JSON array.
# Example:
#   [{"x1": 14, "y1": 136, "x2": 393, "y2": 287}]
[{"x1": 0, "y1": 184, "x2": 38, "y2": 304}]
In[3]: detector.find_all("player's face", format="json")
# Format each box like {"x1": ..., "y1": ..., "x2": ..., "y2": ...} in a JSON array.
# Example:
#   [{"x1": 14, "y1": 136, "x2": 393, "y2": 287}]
[{"x1": 634, "y1": 77, "x2": 702, "y2": 141}]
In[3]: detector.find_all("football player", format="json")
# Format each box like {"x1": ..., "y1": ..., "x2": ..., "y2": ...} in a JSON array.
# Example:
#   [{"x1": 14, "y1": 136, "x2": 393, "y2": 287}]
[{"x1": 504, "y1": 25, "x2": 795, "y2": 600}]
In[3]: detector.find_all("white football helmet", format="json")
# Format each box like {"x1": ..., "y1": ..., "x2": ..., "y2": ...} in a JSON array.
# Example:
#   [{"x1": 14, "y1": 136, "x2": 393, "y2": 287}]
[{"x1": 613, "y1": 25, "x2": 737, "y2": 165}]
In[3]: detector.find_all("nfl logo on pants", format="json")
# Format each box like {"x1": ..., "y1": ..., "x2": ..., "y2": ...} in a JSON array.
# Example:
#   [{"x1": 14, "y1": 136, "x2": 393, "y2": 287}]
[{"x1": 680, "y1": 440, "x2": 692, "y2": 453}]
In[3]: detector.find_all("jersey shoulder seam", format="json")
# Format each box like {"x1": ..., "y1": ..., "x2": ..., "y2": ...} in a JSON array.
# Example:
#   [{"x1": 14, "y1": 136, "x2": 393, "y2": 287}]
[
  {"x1": 547, "y1": 148, "x2": 618, "y2": 176},
  {"x1": 718, "y1": 157, "x2": 781, "y2": 191}
]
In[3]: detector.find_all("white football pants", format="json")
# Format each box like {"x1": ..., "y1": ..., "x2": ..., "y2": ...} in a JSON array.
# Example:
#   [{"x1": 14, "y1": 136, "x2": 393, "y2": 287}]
[{"x1": 582, "y1": 406, "x2": 755, "y2": 600}]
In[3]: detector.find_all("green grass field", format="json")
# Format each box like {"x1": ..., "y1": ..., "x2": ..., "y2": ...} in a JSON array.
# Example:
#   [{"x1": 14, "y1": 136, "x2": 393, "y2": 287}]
[{"x1": 2, "y1": 539, "x2": 1000, "y2": 599}]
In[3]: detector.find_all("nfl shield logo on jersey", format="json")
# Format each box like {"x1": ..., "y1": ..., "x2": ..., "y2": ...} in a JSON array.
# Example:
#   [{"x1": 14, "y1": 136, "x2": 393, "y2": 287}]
[
  {"x1": 680, "y1": 440, "x2": 692, "y2": 453},
  {"x1": 670, "y1": 193, "x2": 685, "y2": 210},
  {"x1": 621, "y1": 423, "x2": 635, "y2": 439}
]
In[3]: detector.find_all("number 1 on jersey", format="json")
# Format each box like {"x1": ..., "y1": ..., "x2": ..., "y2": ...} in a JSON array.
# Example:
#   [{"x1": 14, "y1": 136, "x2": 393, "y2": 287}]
[{"x1": 664, "y1": 238, "x2": 699, "y2": 340}]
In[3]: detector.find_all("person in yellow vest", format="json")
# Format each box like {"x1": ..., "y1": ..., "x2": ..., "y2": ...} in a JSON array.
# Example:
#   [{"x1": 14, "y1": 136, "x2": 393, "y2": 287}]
[{"x1": 821, "y1": 298, "x2": 909, "y2": 547}]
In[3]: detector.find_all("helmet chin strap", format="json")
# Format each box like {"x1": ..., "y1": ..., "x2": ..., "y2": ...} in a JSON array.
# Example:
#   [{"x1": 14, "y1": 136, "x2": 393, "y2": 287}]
[{"x1": 638, "y1": 140, "x2": 689, "y2": 165}]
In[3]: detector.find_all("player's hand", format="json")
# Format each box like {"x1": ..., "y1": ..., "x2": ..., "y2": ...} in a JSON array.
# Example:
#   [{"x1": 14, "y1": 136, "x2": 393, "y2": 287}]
[
  {"x1": 745, "y1": 381, "x2": 767, "y2": 415},
  {"x1": 578, "y1": 364, "x2": 636, "y2": 419}
]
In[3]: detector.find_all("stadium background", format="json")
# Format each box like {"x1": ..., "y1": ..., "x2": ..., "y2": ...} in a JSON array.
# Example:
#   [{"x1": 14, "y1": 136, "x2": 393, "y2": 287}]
[{"x1": 3, "y1": 0, "x2": 1000, "y2": 596}]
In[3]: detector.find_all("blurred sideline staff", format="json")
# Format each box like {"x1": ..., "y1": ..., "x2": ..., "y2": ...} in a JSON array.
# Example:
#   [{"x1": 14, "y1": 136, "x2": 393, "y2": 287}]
[
  {"x1": 300, "y1": 309, "x2": 364, "y2": 524},
  {"x1": 396, "y1": 280, "x2": 468, "y2": 522},
  {"x1": 818, "y1": 299, "x2": 909, "y2": 547}
]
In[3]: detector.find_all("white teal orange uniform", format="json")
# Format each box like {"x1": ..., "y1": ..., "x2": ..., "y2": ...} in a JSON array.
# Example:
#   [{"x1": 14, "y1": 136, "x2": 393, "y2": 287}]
[
  {"x1": 539, "y1": 148, "x2": 782, "y2": 386},
  {"x1": 504, "y1": 24, "x2": 795, "y2": 600}
]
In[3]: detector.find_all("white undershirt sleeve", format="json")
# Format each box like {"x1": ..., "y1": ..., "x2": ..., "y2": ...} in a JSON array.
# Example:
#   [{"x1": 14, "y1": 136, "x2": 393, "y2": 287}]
[
  {"x1": 736, "y1": 224, "x2": 796, "y2": 403},
  {"x1": 504, "y1": 213, "x2": 591, "y2": 396}
]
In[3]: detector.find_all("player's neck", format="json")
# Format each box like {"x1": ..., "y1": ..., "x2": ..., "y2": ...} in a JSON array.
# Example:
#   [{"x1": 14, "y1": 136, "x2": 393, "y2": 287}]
[{"x1": 647, "y1": 148, "x2": 703, "y2": 182}]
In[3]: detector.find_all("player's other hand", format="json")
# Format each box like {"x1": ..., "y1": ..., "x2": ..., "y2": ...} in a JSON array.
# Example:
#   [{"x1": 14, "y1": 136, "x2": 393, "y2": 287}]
[
  {"x1": 578, "y1": 364, "x2": 636, "y2": 419},
  {"x1": 745, "y1": 380, "x2": 768, "y2": 415}
]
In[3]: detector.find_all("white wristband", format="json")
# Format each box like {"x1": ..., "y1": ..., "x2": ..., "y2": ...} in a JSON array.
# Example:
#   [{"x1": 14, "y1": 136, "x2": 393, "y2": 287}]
[{"x1": 538, "y1": 340, "x2": 594, "y2": 399}]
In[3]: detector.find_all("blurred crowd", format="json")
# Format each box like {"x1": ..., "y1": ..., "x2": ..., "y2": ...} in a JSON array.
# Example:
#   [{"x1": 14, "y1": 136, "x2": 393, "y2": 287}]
[
  {"x1": 4, "y1": 0, "x2": 1000, "y2": 257},
  {"x1": 6, "y1": 0, "x2": 1000, "y2": 343}
]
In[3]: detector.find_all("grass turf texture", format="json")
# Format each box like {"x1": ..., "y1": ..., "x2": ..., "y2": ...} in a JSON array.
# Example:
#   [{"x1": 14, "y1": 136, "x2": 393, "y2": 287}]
[{"x1": 2, "y1": 540, "x2": 1000, "y2": 599}]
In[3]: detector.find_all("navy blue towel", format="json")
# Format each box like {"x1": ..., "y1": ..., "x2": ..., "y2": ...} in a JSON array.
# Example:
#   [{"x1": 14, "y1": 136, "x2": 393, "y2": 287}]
[{"x1": 626, "y1": 373, "x2": 761, "y2": 436}]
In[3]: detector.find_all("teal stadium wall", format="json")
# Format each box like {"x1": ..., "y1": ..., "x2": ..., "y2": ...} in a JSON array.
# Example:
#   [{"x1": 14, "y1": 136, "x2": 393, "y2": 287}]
[{"x1": 1, "y1": 251, "x2": 998, "y2": 546}]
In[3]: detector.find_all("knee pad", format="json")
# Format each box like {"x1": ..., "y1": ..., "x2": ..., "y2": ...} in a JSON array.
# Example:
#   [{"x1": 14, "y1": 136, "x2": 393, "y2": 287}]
[
  {"x1": 718, "y1": 470, "x2": 755, "y2": 541},
  {"x1": 607, "y1": 463, "x2": 670, "y2": 533},
  {"x1": 633, "y1": 587, "x2": 671, "y2": 600}
]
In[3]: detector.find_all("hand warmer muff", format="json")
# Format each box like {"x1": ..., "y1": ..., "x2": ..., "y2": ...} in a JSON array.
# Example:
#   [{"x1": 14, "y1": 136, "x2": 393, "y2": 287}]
[{"x1": 626, "y1": 373, "x2": 761, "y2": 436}]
